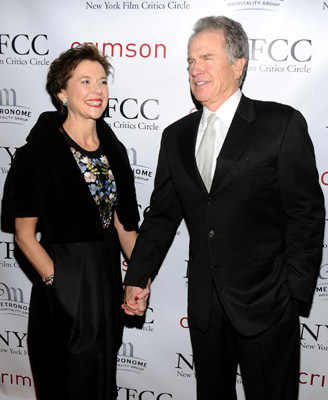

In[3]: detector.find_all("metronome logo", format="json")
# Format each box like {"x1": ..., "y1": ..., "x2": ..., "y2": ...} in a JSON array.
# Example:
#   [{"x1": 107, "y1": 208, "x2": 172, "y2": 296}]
[
  {"x1": 0, "y1": 88, "x2": 32, "y2": 125},
  {"x1": 316, "y1": 263, "x2": 328, "y2": 301},
  {"x1": 0, "y1": 281, "x2": 30, "y2": 318},
  {"x1": 224, "y1": 0, "x2": 286, "y2": 12},
  {"x1": 127, "y1": 147, "x2": 153, "y2": 186},
  {"x1": 117, "y1": 341, "x2": 149, "y2": 373}
]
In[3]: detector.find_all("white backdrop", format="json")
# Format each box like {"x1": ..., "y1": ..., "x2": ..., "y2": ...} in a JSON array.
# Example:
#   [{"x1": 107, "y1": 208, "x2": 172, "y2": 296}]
[{"x1": 1, "y1": 1, "x2": 328, "y2": 399}]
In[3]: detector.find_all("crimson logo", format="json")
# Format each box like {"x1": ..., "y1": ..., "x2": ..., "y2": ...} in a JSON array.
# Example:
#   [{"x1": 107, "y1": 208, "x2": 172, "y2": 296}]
[
  {"x1": 122, "y1": 259, "x2": 128, "y2": 273},
  {"x1": 321, "y1": 172, "x2": 328, "y2": 185},
  {"x1": 179, "y1": 317, "x2": 189, "y2": 329},
  {"x1": 71, "y1": 41, "x2": 166, "y2": 59},
  {"x1": 1, "y1": 372, "x2": 33, "y2": 388},
  {"x1": 299, "y1": 371, "x2": 327, "y2": 387}
]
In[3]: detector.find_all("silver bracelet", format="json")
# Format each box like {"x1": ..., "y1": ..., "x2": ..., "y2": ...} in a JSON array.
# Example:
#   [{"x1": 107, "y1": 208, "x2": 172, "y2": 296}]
[{"x1": 42, "y1": 273, "x2": 54, "y2": 286}]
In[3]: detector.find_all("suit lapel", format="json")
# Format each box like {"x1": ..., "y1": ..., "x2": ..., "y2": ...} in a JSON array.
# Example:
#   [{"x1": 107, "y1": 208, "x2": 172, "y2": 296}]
[{"x1": 211, "y1": 95, "x2": 256, "y2": 193}]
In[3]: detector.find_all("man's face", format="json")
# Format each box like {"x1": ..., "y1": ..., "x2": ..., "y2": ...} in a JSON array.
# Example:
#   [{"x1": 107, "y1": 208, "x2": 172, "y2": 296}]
[{"x1": 188, "y1": 30, "x2": 245, "y2": 111}]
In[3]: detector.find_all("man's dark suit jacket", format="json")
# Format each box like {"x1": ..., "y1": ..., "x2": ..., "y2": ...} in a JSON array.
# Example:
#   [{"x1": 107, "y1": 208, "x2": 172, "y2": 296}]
[{"x1": 124, "y1": 94, "x2": 325, "y2": 336}]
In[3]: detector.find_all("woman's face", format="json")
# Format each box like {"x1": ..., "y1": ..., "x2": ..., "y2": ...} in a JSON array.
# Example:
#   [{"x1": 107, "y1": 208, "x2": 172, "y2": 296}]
[{"x1": 58, "y1": 60, "x2": 108, "y2": 122}]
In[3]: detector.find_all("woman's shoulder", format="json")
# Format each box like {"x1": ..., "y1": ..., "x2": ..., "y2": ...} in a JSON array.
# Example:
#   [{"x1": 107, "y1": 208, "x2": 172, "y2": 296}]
[{"x1": 12, "y1": 142, "x2": 40, "y2": 169}]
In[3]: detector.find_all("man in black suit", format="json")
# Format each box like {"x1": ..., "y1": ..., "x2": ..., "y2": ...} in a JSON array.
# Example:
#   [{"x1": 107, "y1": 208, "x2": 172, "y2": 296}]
[{"x1": 123, "y1": 16, "x2": 325, "y2": 399}]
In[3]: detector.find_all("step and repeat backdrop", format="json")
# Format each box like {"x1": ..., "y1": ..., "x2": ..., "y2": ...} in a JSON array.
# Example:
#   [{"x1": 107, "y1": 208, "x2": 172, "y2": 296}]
[{"x1": 1, "y1": 0, "x2": 328, "y2": 399}]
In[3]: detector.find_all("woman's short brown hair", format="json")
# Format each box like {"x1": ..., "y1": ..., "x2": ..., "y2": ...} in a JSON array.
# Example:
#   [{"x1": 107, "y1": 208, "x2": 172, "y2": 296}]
[{"x1": 46, "y1": 44, "x2": 112, "y2": 115}]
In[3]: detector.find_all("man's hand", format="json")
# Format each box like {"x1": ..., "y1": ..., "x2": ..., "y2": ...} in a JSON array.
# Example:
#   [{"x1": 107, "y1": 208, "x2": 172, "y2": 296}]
[{"x1": 123, "y1": 280, "x2": 151, "y2": 316}]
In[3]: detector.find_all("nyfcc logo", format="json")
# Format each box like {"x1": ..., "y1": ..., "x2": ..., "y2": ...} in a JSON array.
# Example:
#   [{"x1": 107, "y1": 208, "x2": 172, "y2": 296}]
[
  {"x1": 0, "y1": 329, "x2": 28, "y2": 357},
  {"x1": 124, "y1": 306, "x2": 155, "y2": 333},
  {"x1": 0, "y1": 146, "x2": 17, "y2": 175},
  {"x1": 248, "y1": 37, "x2": 312, "y2": 75},
  {"x1": 105, "y1": 97, "x2": 160, "y2": 132},
  {"x1": 0, "y1": 34, "x2": 49, "y2": 66},
  {"x1": 175, "y1": 352, "x2": 195, "y2": 379},
  {"x1": 117, "y1": 386, "x2": 172, "y2": 400},
  {"x1": 300, "y1": 322, "x2": 328, "y2": 352}
]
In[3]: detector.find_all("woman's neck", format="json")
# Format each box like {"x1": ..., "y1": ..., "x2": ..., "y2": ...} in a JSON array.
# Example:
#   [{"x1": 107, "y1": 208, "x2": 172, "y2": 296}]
[{"x1": 62, "y1": 116, "x2": 100, "y2": 151}]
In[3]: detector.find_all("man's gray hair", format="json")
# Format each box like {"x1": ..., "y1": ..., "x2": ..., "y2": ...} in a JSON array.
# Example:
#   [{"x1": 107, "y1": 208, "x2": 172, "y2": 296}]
[{"x1": 189, "y1": 16, "x2": 249, "y2": 86}]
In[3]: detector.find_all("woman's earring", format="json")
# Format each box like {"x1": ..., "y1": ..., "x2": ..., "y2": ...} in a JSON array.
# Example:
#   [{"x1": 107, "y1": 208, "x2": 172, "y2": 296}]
[{"x1": 63, "y1": 100, "x2": 67, "y2": 107}]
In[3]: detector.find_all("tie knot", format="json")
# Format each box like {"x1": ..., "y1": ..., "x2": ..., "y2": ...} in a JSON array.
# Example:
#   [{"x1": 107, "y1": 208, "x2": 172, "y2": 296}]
[{"x1": 207, "y1": 112, "x2": 218, "y2": 127}]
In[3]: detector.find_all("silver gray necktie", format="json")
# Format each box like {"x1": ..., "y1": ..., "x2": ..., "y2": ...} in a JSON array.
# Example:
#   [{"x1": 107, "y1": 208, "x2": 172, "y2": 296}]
[{"x1": 196, "y1": 113, "x2": 218, "y2": 191}]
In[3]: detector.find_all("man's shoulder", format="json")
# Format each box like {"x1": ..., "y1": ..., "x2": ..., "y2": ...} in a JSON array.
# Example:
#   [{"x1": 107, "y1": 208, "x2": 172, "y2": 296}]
[
  {"x1": 246, "y1": 95, "x2": 299, "y2": 117},
  {"x1": 240, "y1": 95, "x2": 307, "y2": 133},
  {"x1": 238, "y1": 95, "x2": 305, "y2": 127}
]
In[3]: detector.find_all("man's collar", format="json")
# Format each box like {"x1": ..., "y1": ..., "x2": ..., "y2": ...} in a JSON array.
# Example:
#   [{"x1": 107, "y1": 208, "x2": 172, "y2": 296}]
[{"x1": 201, "y1": 89, "x2": 242, "y2": 128}]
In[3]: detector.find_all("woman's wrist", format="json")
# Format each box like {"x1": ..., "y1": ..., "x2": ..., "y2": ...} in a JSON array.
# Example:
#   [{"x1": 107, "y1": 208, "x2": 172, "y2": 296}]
[{"x1": 41, "y1": 273, "x2": 54, "y2": 286}]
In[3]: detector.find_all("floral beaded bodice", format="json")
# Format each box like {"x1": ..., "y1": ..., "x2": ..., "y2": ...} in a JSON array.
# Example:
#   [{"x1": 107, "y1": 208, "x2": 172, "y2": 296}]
[{"x1": 63, "y1": 130, "x2": 117, "y2": 229}]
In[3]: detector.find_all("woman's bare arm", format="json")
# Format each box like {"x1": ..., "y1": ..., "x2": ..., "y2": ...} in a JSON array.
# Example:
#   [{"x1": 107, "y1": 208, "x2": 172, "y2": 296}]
[{"x1": 15, "y1": 217, "x2": 54, "y2": 279}]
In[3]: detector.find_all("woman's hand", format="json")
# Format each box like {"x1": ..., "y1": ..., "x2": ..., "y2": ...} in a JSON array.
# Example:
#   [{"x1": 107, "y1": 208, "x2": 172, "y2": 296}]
[
  {"x1": 15, "y1": 217, "x2": 54, "y2": 280},
  {"x1": 123, "y1": 280, "x2": 151, "y2": 316}
]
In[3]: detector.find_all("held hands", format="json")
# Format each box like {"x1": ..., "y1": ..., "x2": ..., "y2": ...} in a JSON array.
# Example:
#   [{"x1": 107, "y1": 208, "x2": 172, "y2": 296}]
[{"x1": 123, "y1": 279, "x2": 151, "y2": 316}]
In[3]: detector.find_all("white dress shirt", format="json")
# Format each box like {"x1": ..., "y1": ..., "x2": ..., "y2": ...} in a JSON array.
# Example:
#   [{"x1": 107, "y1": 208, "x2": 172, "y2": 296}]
[{"x1": 195, "y1": 89, "x2": 242, "y2": 179}]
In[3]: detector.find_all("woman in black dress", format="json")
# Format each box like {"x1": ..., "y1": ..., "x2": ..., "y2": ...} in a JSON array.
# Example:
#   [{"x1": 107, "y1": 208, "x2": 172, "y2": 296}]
[{"x1": 2, "y1": 44, "x2": 140, "y2": 400}]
